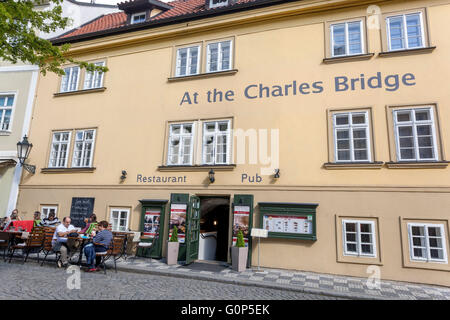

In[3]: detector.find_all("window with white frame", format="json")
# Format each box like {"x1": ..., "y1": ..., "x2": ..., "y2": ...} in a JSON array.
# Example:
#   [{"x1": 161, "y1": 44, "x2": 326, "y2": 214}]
[
  {"x1": 72, "y1": 129, "x2": 96, "y2": 167},
  {"x1": 202, "y1": 120, "x2": 231, "y2": 165},
  {"x1": 83, "y1": 62, "x2": 105, "y2": 89},
  {"x1": 330, "y1": 20, "x2": 364, "y2": 57},
  {"x1": 393, "y1": 108, "x2": 437, "y2": 161},
  {"x1": 49, "y1": 131, "x2": 71, "y2": 168},
  {"x1": 41, "y1": 206, "x2": 58, "y2": 219},
  {"x1": 60, "y1": 66, "x2": 80, "y2": 92},
  {"x1": 167, "y1": 123, "x2": 194, "y2": 165},
  {"x1": 386, "y1": 12, "x2": 425, "y2": 51},
  {"x1": 110, "y1": 208, "x2": 130, "y2": 232},
  {"x1": 175, "y1": 46, "x2": 200, "y2": 77},
  {"x1": 408, "y1": 223, "x2": 447, "y2": 263},
  {"x1": 131, "y1": 12, "x2": 146, "y2": 24},
  {"x1": 209, "y1": 0, "x2": 228, "y2": 9},
  {"x1": 333, "y1": 111, "x2": 371, "y2": 162},
  {"x1": 206, "y1": 40, "x2": 232, "y2": 72},
  {"x1": 342, "y1": 220, "x2": 376, "y2": 257},
  {"x1": 0, "y1": 94, "x2": 14, "y2": 131}
]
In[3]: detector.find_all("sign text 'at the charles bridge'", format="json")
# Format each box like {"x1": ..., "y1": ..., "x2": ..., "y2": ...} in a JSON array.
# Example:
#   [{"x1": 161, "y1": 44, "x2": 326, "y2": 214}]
[{"x1": 179, "y1": 71, "x2": 417, "y2": 106}]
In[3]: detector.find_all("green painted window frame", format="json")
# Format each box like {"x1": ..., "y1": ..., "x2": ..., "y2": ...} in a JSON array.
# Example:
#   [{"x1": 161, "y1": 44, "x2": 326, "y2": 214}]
[{"x1": 258, "y1": 202, "x2": 318, "y2": 241}]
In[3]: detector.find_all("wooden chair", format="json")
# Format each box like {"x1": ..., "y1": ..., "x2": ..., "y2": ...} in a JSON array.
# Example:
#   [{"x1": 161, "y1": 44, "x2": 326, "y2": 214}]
[
  {"x1": 111, "y1": 231, "x2": 129, "y2": 260},
  {"x1": 95, "y1": 236, "x2": 125, "y2": 274},
  {"x1": 0, "y1": 232, "x2": 9, "y2": 262},
  {"x1": 40, "y1": 227, "x2": 60, "y2": 267},
  {"x1": 8, "y1": 227, "x2": 45, "y2": 263}
]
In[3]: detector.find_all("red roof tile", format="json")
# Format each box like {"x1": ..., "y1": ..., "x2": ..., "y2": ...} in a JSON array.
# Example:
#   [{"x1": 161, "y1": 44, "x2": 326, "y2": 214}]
[{"x1": 57, "y1": 0, "x2": 262, "y2": 40}]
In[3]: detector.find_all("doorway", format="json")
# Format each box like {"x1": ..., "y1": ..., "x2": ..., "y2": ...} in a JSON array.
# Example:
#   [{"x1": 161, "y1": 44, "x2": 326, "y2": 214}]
[{"x1": 198, "y1": 196, "x2": 230, "y2": 262}]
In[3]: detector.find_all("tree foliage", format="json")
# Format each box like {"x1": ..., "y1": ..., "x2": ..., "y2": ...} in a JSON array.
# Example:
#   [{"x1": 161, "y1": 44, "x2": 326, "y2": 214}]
[{"x1": 0, "y1": 0, "x2": 107, "y2": 75}]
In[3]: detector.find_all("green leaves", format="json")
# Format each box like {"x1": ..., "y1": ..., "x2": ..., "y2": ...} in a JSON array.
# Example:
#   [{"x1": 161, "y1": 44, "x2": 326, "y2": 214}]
[
  {"x1": 0, "y1": 0, "x2": 108, "y2": 75},
  {"x1": 236, "y1": 230, "x2": 245, "y2": 247},
  {"x1": 170, "y1": 226, "x2": 179, "y2": 242}
]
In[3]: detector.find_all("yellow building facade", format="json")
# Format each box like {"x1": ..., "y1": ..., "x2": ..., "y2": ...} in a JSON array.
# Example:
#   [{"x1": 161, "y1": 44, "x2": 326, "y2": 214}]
[{"x1": 16, "y1": 0, "x2": 450, "y2": 286}]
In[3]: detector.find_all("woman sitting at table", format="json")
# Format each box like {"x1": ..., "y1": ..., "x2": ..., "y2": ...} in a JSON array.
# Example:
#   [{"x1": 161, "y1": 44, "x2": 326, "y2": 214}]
[
  {"x1": 9, "y1": 209, "x2": 21, "y2": 222},
  {"x1": 41, "y1": 212, "x2": 60, "y2": 227},
  {"x1": 83, "y1": 220, "x2": 113, "y2": 272},
  {"x1": 79, "y1": 214, "x2": 97, "y2": 236}
]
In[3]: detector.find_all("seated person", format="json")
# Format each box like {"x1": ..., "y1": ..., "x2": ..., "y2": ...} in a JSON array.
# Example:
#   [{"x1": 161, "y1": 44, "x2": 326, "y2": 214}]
[
  {"x1": 79, "y1": 214, "x2": 97, "y2": 236},
  {"x1": 41, "y1": 212, "x2": 60, "y2": 227},
  {"x1": 83, "y1": 220, "x2": 113, "y2": 272},
  {"x1": 52, "y1": 217, "x2": 80, "y2": 268},
  {"x1": 33, "y1": 211, "x2": 42, "y2": 228},
  {"x1": 9, "y1": 209, "x2": 21, "y2": 221}
]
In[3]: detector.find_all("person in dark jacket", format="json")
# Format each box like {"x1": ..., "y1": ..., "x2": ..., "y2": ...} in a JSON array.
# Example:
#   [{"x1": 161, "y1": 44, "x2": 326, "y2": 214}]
[{"x1": 83, "y1": 220, "x2": 113, "y2": 272}]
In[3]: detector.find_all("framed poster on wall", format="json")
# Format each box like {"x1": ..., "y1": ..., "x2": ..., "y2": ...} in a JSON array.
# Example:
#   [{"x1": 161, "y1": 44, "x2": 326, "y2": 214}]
[
  {"x1": 143, "y1": 209, "x2": 161, "y2": 238},
  {"x1": 258, "y1": 202, "x2": 318, "y2": 240},
  {"x1": 232, "y1": 205, "x2": 250, "y2": 246},
  {"x1": 169, "y1": 203, "x2": 187, "y2": 243}
]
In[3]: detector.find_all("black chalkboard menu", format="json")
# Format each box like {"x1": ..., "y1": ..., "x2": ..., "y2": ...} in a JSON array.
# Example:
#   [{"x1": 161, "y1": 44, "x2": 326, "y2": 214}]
[{"x1": 70, "y1": 197, "x2": 95, "y2": 228}]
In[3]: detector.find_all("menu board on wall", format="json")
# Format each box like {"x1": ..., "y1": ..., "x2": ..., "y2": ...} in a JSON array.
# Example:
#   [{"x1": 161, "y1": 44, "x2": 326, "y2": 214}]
[
  {"x1": 70, "y1": 197, "x2": 95, "y2": 228},
  {"x1": 263, "y1": 214, "x2": 313, "y2": 235},
  {"x1": 169, "y1": 203, "x2": 187, "y2": 243},
  {"x1": 143, "y1": 209, "x2": 161, "y2": 238},
  {"x1": 232, "y1": 205, "x2": 250, "y2": 246}
]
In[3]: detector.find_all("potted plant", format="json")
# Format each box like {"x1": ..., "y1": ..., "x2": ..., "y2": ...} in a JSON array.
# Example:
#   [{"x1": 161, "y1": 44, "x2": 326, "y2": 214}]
[
  {"x1": 166, "y1": 226, "x2": 179, "y2": 265},
  {"x1": 232, "y1": 230, "x2": 248, "y2": 272}
]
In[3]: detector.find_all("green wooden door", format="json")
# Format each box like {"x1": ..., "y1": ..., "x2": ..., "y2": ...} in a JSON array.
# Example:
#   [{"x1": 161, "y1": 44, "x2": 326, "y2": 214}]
[
  {"x1": 185, "y1": 195, "x2": 201, "y2": 265},
  {"x1": 233, "y1": 194, "x2": 254, "y2": 267}
]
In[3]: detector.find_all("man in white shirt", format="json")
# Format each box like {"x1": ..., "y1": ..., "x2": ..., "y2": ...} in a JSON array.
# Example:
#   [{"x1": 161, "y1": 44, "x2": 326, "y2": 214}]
[{"x1": 52, "y1": 217, "x2": 79, "y2": 268}]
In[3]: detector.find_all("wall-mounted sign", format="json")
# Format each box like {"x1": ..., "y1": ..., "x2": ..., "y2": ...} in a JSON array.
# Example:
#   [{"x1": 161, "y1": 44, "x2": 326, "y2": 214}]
[
  {"x1": 143, "y1": 209, "x2": 161, "y2": 238},
  {"x1": 251, "y1": 228, "x2": 268, "y2": 238},
  {"x1": 70, "y1": 197, "x2": 95, "y2": 228},
  {"x1": 258, "y1": 202, "x2": 318, "y2": 240},
  {"x1": 169, "y1": 203, "x2": 187, "y2": 243},
  {"x1": 263, "y1": 215, "x2": 313, "y2": 235},
  {"x1": 232, "y1": 205, "x2": 250, "y2": 246}
]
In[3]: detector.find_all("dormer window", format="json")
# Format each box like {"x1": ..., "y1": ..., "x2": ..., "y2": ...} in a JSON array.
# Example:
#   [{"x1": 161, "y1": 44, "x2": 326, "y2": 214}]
[
  {"x1": 131, "y1": 12, "x2": 146, "y2": 24},
  {"x1": 209, "y1": 0, "x2": 229, "y2": 9}
]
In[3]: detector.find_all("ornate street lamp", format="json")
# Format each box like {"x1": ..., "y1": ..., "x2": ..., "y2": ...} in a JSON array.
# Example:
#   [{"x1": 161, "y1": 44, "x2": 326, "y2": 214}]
[
  {"x1": 17, "y1": 135, "x2": 36, "y2": 174},
  {"x1": 208, "y1": 169, "x2": 215, "y2": 183}
]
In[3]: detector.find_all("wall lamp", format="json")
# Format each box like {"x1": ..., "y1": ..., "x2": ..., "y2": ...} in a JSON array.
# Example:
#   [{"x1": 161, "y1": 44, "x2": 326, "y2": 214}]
[
  {"x1": 120, "y1": 170, "x2": 127, "y2": 181},
  {"x1": 17, "y1": 135, "x2": 36, "y2": 174},
  {"x1": 208, "y1": 169, "x2": 215, "y2": 183},
  {"x1": 274, "y1": 169, "x2": 280, "y2": 179}
]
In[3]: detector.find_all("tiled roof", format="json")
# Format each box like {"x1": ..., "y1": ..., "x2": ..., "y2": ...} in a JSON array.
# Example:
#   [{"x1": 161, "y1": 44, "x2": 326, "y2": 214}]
[{"x1": 56, "y1": 0, "x2": 264, "y2": 40}]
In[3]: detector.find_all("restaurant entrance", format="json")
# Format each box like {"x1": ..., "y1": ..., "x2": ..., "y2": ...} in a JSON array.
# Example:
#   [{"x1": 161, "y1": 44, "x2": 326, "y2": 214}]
[{"x1": 198, "y1": 196, "x2": 230, "y2": 262}]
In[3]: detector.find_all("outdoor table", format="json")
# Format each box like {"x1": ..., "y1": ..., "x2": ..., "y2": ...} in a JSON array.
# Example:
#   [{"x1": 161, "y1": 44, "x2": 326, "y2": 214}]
[{"x1": 68, "y1": 235, "x2": 92, "y2": 265}]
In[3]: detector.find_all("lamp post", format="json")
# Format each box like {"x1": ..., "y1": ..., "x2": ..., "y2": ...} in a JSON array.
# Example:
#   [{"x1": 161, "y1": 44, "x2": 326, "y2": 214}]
[
  {"x1": 208, "y1": 169, "x2": 215, "y2": 183},
  {"x1": 17, "y1": 135, "x2": 36, "y2": 174}
]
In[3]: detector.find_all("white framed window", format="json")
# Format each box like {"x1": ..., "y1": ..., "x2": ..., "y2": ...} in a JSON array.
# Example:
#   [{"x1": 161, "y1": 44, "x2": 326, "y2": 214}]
[
  {"x1": 72, "y1": 129, "x2": 96, "y2": 167},
  {"x1": 131, "y1": 12, "x2": 146, "y2": 24},
  {"x1": 330, "y1": 20, "x2": 364, "y2": 57},
  {"x1": 60, "y1": 66, "x2": 80, "y2": 92},
  {"x1": 41, "y1": 206, "x2": 58, "y2": 219},
  {"x1": 48, "y1": 131, "x2": 71, "y2": 168},
  {"x1": 386, "y1": 12, "x2": 425, "y2": 51},
  {"x1": 206, "y1": 40, "x2": 232, "y2": 72},
  {"x1": 0, "y1": 94, "x2": 15, "y2": 132},
  {"x1": 110, "y1": 208, "x2": 130, "y2": 232},
  {"x1": 209, "y1": 0, "x2": 228, "y2": 9},
  {"x1": 342, "y1": 220, "x2": 377, "y2": 257},
  {"x1": 393, "y1": 107, "x2": 437, "y2": 161},
  {"x1": 83, "y1": 61, "x2": 105, "y2": 89},
  {"x1": 167, "y1": 123, "x2": 195, "y2": 165},
  {"x1": 333, "y1": 111, "x2": 371, "y2": 162},
  {"x1": 175, "y1": 46, "x2": 200, "y2": 77},
  {"x1": 202, "y1": 120, "x2": 231, "y2": 165},
  {"x1": 408, "y1": 223, "x2": 448, "y2": 263}
]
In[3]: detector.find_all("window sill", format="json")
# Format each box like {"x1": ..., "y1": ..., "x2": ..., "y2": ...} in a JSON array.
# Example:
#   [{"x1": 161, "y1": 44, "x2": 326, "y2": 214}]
[
  {"x1": 41, "y1": 167, "x2": 96, "y2": 173},
  {"x1": 378, "y1": 46, "x2": 436, "y2": 57},
  {"x1": 322, "y1": 53, "x2": 375, "y2": 64},
  {"x1": 158, "y1": 164, "x2": 236, "y2": 172},
  {"x1": 0, "y1": 131, "x2": 12, "y2": 136},
  {"x1": 168, "y1": 69, "x2": 238, "y2": 82},
  {"x1": 53, "y1": 87, "x2": 106, "y2": 97},
  {"x1": 323, "y1": 162, "x2": 384, "y2": 169},
  {"x1": 386, "y1": 161, "x2": 449, "y2": 169}
]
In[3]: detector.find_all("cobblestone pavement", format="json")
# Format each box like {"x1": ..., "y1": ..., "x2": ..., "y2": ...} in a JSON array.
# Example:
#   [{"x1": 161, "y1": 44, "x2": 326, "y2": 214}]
[{"x1": 0, "y1": 261, "x2": 339, "y2": 300}]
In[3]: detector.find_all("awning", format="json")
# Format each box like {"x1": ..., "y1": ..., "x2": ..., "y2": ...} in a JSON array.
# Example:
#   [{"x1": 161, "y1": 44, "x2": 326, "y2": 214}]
[{"x1": 0, "y1": 159, "x2": 16, "y2": 168}]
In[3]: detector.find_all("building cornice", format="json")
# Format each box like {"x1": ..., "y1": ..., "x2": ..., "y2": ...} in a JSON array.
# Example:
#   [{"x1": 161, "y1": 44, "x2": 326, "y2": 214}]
[{"x1": 60, "y1": 0, "x2": 388, "y2": 56}]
